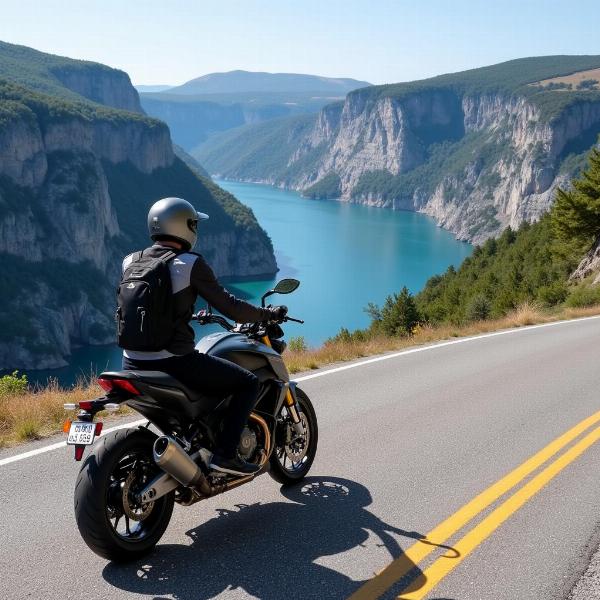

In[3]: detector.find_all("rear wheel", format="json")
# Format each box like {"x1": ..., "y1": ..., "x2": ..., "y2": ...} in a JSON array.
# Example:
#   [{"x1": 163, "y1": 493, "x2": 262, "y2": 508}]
[
  {"x1": 74, "y1": 427, "x2": 175, "y2": 562},
  {"x1": 269, "y1": 388, "x2": 318, "y2": 485}
]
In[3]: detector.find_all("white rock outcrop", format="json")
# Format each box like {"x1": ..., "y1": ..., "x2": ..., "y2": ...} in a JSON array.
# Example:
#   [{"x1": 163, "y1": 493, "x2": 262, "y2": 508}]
[{"x1": 259, "y1": 89, "x2": 600, "y2": 244}]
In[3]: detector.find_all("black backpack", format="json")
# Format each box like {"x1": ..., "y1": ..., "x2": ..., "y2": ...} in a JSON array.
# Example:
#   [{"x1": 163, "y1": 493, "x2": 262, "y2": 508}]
[{"x1": 116, "y1": 249, "x2": 178, "y2": 351}]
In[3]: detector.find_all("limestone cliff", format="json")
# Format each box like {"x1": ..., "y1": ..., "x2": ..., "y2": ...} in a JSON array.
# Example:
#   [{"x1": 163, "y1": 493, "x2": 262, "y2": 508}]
[
  {"x1": 0, "y1": 44, "x2": 276, "y2": 371},
  {"x1": 51, "y1": 65, "x2": 142, "y2": 113},
  {"x1": 198, "y1": 56, "x2": 600, "y2": 244}
]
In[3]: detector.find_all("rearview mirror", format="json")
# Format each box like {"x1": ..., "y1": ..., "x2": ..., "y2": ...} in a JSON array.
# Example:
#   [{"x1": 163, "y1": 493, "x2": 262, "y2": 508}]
[
  {"x1": 261, "y1": 278, "x2": 300, "y2": 306},
  {"x1": 273, "y1": 278, "x2": 300, "y2": 294}
]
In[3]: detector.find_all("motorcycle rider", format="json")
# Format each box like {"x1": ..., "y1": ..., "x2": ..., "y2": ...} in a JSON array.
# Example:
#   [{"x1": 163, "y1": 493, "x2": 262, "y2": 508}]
[{"x1": 121, "y1": 197, "x2": 287, "y2": 476}]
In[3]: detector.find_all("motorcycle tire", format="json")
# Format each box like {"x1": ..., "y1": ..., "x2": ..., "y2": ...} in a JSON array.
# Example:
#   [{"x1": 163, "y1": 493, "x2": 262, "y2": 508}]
[
  {"x1": 269, "y1": 388, "x2": 318, "y2": 485},
  {"x1": 74, "y1": 427, "x2": 174, "y2": 562}
]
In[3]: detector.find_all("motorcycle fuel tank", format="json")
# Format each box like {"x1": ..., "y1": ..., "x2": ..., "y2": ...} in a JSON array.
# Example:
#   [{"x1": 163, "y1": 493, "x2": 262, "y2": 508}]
[{"x1": 195, "y1": 332, "x2": 289, "y2": 382}]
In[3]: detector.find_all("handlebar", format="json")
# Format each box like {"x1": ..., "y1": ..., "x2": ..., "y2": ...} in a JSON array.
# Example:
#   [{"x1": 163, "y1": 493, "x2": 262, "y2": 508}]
[
  {"x1": 193, "y1": 310, "x2": 303, "y2": 330},
  {"x1": 285, "y1": 316, "x2": 304, "y2": 324}
]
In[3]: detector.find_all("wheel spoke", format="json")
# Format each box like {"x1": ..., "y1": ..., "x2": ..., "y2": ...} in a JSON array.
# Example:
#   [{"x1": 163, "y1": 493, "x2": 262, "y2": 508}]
[{"x1": 125, "y1": 515, "x2": 131, "y2": 536}]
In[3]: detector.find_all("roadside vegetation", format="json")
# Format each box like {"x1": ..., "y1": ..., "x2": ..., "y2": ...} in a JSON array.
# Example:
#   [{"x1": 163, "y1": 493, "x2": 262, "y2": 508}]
[
  {"x1": 284, "y1": 304, "x2": 600, "y2": 374},
  {"x1": 0, "y1": 373, "x2": 132, "y2": 448}
]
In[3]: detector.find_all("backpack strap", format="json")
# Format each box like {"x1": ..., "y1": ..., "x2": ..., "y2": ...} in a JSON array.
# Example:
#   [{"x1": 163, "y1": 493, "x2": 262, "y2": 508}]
[{"x1": 158, "y1": 250, "x2": 177, "y2": 264}]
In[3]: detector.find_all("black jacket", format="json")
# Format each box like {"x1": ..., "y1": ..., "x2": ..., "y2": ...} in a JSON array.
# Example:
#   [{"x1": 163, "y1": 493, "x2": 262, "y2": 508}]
[{"x1": 122, "y1": 244, "x2": 271, "y2": 358}]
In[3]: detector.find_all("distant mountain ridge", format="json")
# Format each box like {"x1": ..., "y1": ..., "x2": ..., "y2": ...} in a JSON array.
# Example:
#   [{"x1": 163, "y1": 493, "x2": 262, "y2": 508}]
[
  {"x1": 0, "y1": 41, "x2": 276, "y2": 370},
  {"x1": 139, "y1": 70, "x2": 371, "y2": 154},
  {"x1": 196, "y1": 55, "x2": 600, "y2": 244},
  {"x1": 165, "y1": 70, "x2": 371, "y2": 95},
  {"x1": 135, "y1": 84, "x2": 173, "y2": 93}
]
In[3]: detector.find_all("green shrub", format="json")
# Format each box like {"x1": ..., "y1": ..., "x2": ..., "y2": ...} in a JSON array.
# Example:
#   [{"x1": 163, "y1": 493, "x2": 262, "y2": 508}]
[
  {"x1": 367, "y1": 287, "x2": 421, "y2": 337},
  {"x1": 465, "y1": 294, "x2": 492, "y2": 322},
  {"x1": 537, "y1": 281, "x2": 569, "y2": 306},
  {"x1": 565, "y1": 285, "x2": 600, "y2": 308},
  {"x1": 327, "y1": 327, "x2": 369, "y2": 344},
  {"x1": 288, "y1": 336, "x2": 308, "y2": 353},
  {"x1": 0, "y1": 371, "x2": 29, "y2": 398}
]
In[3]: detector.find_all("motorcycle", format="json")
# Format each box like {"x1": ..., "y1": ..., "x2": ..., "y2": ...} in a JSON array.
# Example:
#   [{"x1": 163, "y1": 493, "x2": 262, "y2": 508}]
[{"x1": 63, "y1": 278, "x2": 318, "y2": 562}]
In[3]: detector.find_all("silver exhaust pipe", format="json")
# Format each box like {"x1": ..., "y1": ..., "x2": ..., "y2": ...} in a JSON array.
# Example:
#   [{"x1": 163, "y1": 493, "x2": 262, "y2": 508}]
[{"x1": 153, "y1": 436, "x2": 210, "y2": 493}]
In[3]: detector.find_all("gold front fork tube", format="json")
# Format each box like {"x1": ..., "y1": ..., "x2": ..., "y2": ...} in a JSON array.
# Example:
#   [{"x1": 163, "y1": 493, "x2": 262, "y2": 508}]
[{"x1": 264, "y1": 335, "x2": 302, "y2": 425}]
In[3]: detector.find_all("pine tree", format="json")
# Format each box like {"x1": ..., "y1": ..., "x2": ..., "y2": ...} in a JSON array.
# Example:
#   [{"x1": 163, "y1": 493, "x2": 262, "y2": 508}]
[
  {"x1": 551, "y1": 147, "x2": 600, "y2": 256},
  {"x1": 377, "y1": 287, "x2": 421, "y2": 337}
]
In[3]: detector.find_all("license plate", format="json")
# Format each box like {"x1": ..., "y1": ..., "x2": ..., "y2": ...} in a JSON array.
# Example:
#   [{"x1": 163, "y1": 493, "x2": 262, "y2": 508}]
[{"x1": 67, "y1": 422, "x2": 96, "y2": 445}]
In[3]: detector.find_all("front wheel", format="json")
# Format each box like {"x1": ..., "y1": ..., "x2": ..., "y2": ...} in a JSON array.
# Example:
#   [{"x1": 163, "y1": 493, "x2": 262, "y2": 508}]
[
  {"x1": 269, "y1": 388, "x2": 318, "y2": 485},
  {"x1": 74, "y1": 427, "x2": 175, "y2": 562}
]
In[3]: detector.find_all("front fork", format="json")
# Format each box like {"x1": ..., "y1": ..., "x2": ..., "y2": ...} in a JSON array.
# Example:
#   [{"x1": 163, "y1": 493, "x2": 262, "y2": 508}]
[
  {"x1": 285, "y1": 387, "x2": 304, "y2": 434},
  {"x1": 262, "y1": 335, "x2": 304, "y2": 435}
]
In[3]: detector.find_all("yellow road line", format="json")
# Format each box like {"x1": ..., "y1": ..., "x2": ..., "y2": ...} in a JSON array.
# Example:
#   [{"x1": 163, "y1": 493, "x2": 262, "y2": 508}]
[
  {"x1": 398, "y1": 424, "x2": 600, "y2": 599},
  {"x1": 349, "y1": 409, "x2": 600, "y2": 600}
]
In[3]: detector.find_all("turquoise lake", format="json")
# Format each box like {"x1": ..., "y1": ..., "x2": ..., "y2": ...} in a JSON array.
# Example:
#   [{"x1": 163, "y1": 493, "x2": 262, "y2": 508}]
[{"x1": 29, "y1": 181, "x2": 471, "y2": 385}]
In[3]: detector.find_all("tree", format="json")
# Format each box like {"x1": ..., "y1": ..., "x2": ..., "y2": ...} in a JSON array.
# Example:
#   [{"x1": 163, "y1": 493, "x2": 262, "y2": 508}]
[
  {"x1": 369, "y1": 287, "x2": 421, "y2": 337},
  {"x1": 465, "y1": 294, "x2": 492, "y2": 322},
  {"x1": 552, "y1": 146, "x2": 600, "y2": 256}
]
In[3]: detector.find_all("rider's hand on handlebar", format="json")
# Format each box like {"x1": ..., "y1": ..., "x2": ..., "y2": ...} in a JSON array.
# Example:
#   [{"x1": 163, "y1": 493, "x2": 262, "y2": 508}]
[{"x1": 267, "y1": 305, "x2": 288, "y2": 322}]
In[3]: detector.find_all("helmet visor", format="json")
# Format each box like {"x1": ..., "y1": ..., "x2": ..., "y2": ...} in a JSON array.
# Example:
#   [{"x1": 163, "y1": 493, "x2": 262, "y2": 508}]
[{"x1": 188, "y1": 211, "x2": 208, "y2": 234}]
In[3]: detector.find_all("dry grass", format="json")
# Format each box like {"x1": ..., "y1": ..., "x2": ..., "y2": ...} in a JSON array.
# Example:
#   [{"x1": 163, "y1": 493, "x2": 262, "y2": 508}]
[
  {"x1": 0, "y1": 379, "x2": 130, "y2": 448},
  {"x1": 283, "y1": 302, "x2": 600, "y2": 374},
  {"x1": 2, "y1": 302, "x2": 600, "y2": 448},
  {"x1": 531, "y1": 67, "x2": 600, "y2": 90}
]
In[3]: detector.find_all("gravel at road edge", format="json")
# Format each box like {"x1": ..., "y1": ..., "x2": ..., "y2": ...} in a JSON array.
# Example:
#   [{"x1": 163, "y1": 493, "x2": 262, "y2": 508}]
[{"x1": 569, "y1": 544, "x2": 600, "y2": 599}]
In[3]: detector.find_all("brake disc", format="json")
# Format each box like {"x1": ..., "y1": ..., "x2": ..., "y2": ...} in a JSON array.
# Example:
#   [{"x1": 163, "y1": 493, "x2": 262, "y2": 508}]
[
  {"x1": 122, "y1": 470, "x2": 154, "y2": 521},
  {"x1": 285, "y1": 412, "x2": 310, "y2": 463}
]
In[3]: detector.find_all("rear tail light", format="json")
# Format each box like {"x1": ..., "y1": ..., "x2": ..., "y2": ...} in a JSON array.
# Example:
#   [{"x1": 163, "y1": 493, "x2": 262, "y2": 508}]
[
  {"x1": 78, "y1": 400, "x2": 93, "y2": 410},
  {"x1": 94, "y1": 422, "x2": 103, "y2": 436},
  {"x1": 97, "y1": 377, "x2": 140, "y2": 396},
  {"x1": 97, "y1": 378, "x2": 113, "y2": 393}
]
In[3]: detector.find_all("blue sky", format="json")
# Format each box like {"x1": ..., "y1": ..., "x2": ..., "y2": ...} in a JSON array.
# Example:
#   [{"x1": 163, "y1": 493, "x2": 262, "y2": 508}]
[{"x1": 0, "y1": 0, "x2": 599, "y2": 86}]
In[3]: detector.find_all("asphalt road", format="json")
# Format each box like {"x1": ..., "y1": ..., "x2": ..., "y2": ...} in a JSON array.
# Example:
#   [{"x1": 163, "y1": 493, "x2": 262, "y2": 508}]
[{"x1": 2, "y1": 317, "x2": 600, "y2": 599}]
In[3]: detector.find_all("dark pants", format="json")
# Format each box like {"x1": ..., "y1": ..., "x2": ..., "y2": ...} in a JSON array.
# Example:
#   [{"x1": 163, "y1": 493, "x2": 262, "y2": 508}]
[{"x1": 123, "y1": 351, "x2": 260, "y2": 458}]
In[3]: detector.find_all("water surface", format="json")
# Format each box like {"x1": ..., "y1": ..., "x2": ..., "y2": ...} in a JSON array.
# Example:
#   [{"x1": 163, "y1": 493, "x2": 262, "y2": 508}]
[{"x1": 29, "y1": 182, "x2": 471, "y2": 384}]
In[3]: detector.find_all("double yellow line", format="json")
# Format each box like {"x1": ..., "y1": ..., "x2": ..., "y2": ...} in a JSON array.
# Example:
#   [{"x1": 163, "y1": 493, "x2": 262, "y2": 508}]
[{"x1": 350, "y1": 409, "x2": 600, "y2": 600}]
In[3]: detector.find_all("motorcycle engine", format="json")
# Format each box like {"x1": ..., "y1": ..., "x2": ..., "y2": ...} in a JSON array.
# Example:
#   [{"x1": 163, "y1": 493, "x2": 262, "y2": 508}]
[{"x1": 237, "y1": 426, "x2": 258, "y2": 460}]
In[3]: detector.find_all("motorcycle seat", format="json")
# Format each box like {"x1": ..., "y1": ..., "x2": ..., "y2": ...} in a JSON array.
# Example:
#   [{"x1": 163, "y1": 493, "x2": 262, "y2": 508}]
[{"x1": 100, "y1": 370, "x2": 214, "y2": 404}]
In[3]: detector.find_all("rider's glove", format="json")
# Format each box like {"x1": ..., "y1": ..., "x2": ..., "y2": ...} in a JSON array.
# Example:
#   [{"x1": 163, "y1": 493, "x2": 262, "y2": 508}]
[{"x1": 268, "y1": 305, "x2": 288, "y2": 322}]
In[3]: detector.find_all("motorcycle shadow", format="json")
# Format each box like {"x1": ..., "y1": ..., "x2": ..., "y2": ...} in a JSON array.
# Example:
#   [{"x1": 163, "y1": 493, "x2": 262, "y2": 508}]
[{"x1": 103, "y1": 476, "x2": 432, "y2": 599}]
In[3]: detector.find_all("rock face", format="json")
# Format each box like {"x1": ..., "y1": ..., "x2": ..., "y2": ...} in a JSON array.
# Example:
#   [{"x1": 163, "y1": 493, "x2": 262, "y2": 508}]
[
  {"x1": 260, "y1": 90, "x2": 600, "y2": 243},
  {"x1": 199, "y1": 58, "x2": 600, "y2": 245},
  {"x1": 570, "y1": 237, "x2": 600, "y2": 283},
  {"x1": 0, "y1": 53, "x2": 277, "y2": 371},
  {"x1": 51, "y1": 66, "x2": 143, "y2": 113}
]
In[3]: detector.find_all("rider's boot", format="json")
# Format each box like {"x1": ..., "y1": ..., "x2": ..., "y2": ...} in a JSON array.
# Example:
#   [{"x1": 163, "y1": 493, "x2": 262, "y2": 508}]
[{"x1": 209, "y1": 453, "x2": 261, "y2": 476}]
